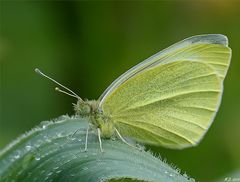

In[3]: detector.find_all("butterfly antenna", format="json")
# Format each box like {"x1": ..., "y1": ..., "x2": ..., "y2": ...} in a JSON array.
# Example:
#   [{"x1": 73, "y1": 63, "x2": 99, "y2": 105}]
[
  {"x1": 55, "y1": 87, "x2": 79, "y2": 99},
  {"x1": 35, "y1": 68, "x2": 83, "y2": 101}
]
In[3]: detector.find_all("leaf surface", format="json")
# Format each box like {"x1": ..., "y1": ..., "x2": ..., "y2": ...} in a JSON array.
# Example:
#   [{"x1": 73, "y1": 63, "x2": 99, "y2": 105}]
[{"x1": 0, "y1": 116, "x2": 193, "y2": 182}]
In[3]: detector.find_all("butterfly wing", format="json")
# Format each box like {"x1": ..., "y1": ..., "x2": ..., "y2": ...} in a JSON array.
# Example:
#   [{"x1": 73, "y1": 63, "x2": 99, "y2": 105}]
[
  {"x1": 100, "y1": 35, "x2": 231, "y2": 149},
  {"x1": 99, "y1": 34, "x2": 230, "y2": 106}
]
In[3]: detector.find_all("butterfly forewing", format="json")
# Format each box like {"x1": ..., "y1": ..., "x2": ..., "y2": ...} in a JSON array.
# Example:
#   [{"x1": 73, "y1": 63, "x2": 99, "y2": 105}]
[{"x1": 99, "y1": 34, "x2": 231, "y2": 106}]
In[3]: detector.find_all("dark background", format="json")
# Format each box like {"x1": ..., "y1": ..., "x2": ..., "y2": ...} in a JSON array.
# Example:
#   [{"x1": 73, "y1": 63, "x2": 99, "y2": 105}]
[{"x1": 1, "y1": 1, "x2": 240, "y2": 181}]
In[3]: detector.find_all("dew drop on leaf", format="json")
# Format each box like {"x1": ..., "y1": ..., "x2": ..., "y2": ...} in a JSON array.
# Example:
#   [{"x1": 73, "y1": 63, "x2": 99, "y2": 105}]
[
  {"x1": 14, "y1": 154, "x2": 20, "y2": 159},
  {"x1": 56, "y1": 170, "x2": 62, "y2": 174},
  {"x1": 82, "y1": 167, "x2": 88, "y2": 171},
  {"x1": 25, "y1": 145, "x2": 32, "y2": 151},
  {"x1": 35, "y1": 156, "x2": 41, "y2": 161}
]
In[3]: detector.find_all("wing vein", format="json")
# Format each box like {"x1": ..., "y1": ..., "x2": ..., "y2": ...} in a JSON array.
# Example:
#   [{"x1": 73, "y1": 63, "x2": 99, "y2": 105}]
[
  {"x1": 117, "y1": 120, "x2": 195, "y2": 145},
  {"x1": 125, "y1": 90, "x2": 221, "y2": 111},
  {"x1": 165, "y1": 115, "x2": 207, "y2": 130},
  {"x1": 182, "y1": 106, "x2": 216, "y2": 112}
]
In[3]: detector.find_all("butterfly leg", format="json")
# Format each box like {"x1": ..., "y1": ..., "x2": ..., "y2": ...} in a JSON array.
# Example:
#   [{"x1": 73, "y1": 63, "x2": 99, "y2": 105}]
[
  {"x1": 70, "y1": 129, "x2": 80, "y2": 138},
  {"x1": 57, "y1": 129, "x2": 80, "y2": 152},
  {"x1": 115, "y1": 128, "x2": 141, "y2": 151},
  {"x1": 84, "y1": 126, "x2": 89, "y2": 152},
  {"x1": 97, "y1": 128, "x2": 104, "y2": 152}
]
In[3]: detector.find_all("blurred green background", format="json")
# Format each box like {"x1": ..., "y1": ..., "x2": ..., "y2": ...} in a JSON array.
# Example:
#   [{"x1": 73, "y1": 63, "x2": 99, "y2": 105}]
[{"x1": 1, "y1": 1, "x2": 239, "y2": 181}]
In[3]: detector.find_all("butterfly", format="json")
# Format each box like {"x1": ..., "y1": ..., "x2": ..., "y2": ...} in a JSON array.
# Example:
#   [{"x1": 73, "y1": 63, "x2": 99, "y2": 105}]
[{"x1": 36, "y1": 34, "x2": 231, "y2": 152}]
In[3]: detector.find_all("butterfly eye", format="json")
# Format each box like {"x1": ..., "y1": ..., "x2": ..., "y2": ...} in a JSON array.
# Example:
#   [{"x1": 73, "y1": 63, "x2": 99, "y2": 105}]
[
  {"x1": 75, "y1": 101, "x2": 91, "y2": 116},
  {"x1": 98, "y1": 109, "x2": 103, "y2": 114}
]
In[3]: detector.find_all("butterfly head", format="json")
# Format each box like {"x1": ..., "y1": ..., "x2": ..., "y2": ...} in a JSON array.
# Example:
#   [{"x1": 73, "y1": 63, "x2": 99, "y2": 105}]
[
  {"x1": 74, "y1": 100, "x2": 99, "y2": 117},
  {"x1": 34, "y1": 68, "x2": 115, "y2": 138}
]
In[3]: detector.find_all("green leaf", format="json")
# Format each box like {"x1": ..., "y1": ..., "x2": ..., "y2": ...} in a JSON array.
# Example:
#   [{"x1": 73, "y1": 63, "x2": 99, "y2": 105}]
[{"x1": 0, "y1": 116, "x2": 194, "y2": 182}]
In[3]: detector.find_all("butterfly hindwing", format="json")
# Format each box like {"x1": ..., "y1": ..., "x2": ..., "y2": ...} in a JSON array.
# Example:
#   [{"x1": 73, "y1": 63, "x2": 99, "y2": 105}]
[{"x1": 102, "y1": 61, "x2": 222, "y2": 148}]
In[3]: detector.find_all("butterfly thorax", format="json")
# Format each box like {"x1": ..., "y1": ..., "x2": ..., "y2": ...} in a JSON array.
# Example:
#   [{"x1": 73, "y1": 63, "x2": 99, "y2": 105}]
[{"x1": 74, "y1": 100, "x2": 114, "y2": 139}]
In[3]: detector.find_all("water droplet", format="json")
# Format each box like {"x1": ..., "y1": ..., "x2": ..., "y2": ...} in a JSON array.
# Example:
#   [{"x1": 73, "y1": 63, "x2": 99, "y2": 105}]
[
  {"x1": 47, "y1": 172, "x2": 53, "y2": 176},
  {"x1": 35, "y1": 156, "x2": 41, "y2": 161},
  {"x1": 46, "y1": 138, "x2": 52, "y2": 143},
  {"x1": 57, "y1": 133, "x2": 63, "y2": 137},
  {"x1": 164, "y1": 171, "x2": 169, "y2": 174},
  {"x1": 56, "y1": 170, "x2": 62, "y2": 174},
  {"x1": 14, "y1": 154, "x2": 20, "y2": 159},
  {"x1": 78, "y1": 138, "x2": 82, "y2": 142},
  {"x1": 169, "y1": 173, "x2": 174, "y2": 177},
  {"x1": 42, "y1": 125, "x2": 47, "y2": 129},
  {"x1": 13, "y1": 151, "x2": 21, "y2": 159},
  {"x1": 25, "y1": 145, "x2": 32, "y2": 151},
  {"x1": 82, "y1": 167, "x2": 88, "y2": 171},
  {"x1": 71, "y1": 137, "x2": 76, "y2": 141}
]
